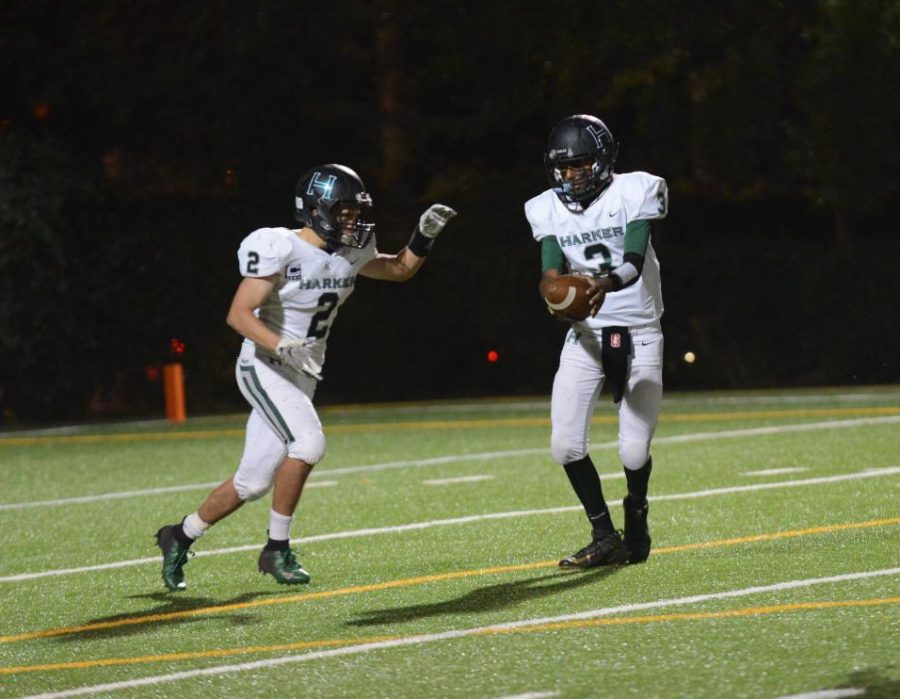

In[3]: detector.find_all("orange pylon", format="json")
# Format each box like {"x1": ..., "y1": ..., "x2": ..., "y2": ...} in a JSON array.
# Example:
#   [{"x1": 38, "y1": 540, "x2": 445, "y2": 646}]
[{"x1": 162, "y1": 362, "x2": 187, "y2": 423}]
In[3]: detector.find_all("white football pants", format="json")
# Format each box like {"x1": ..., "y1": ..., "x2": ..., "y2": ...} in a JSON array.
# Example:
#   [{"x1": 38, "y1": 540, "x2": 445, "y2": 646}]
[
  {"x1": 231, "y1": 345, "x2": 326, "y2": 502},
  {"x1": 550, "y1": 323, "x2": 663, "y2": 470}
]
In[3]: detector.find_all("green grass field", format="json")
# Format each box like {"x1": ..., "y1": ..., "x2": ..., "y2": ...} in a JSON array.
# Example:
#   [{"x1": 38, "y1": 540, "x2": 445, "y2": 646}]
[{"x1": 1, "y1": 387, "x2": 899, "y2": 699}]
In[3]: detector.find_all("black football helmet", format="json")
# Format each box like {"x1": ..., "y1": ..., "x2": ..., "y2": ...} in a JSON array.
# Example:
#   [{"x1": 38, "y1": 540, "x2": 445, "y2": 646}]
[
  {"x1": 544, "y1": 114, "x2": 618, "y2": 208},
  {"x1": 294, "y1": 164, "x2": 375, "y2": 249}
]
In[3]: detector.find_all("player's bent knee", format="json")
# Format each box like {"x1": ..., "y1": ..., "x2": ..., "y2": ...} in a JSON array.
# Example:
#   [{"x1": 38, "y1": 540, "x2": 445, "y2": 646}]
[
  {"x1": 287, "y1": 431, "x2": 326, "y2": 466},
  {"x1": 551, "y1": 434, "x2": 586, "y2": 465},
  {"x1": 620, "y1": 440, "x2": 651, "y2": 470},
  {"x1": 233, "y1": 475, "x2": 273, "y2": 502}
]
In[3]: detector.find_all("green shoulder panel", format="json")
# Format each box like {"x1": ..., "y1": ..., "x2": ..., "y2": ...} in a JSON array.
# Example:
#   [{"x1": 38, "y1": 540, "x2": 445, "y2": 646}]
[
  {"x1": 624, "y1": 219, "x2": 652, "y2": 256},
  {"x1": 541, "y1": 236, "x2": 565, "y2": 273}
]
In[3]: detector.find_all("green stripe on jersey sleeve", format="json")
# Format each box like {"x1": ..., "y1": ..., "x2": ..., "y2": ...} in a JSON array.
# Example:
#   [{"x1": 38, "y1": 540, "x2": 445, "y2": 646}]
[
  {"x1": 541, "y1": 236, "x2": 565, "y2": 273},
  {"x1": 624, "y1": 219, "x2": 652, "y2": 256}
]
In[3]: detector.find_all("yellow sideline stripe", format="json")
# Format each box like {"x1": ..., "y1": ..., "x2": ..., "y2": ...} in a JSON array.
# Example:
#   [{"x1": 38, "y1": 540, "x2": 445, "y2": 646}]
[
  {"x1": 2, "y1": 406, "x2": 899, "y2": 446},
  {"x1": 2, "y1": 597, "x2": 897, "y2": 675},
  {"x1": 1, "y1": 516, "x2": 897, "y2": 646}
]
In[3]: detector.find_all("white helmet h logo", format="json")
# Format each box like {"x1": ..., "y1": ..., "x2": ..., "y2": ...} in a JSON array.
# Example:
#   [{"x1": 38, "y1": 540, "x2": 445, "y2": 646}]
[{"x1": 307, "y1": 172, "x2": 337, "y2": 198}]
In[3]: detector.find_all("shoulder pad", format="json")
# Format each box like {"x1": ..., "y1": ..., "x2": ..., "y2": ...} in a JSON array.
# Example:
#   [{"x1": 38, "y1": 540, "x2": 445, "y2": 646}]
[
  {"x1": 237, "y1": 228, "x2": 293, "y2": 277},
  {"x1": 525, "y1": 190, "x2": 556, "y2": 241},
  {"x1": 618, "y1": 172, "x2": 668, "y2": 221}
]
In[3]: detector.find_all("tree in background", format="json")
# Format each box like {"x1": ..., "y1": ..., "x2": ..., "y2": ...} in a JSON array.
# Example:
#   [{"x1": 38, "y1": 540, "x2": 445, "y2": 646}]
[
  {"x1": 792, "y1": 0, "x2": 900, "y2": 253},
  {"x1": 1, "y1": 0, "x2": 898, "y2": 421}
]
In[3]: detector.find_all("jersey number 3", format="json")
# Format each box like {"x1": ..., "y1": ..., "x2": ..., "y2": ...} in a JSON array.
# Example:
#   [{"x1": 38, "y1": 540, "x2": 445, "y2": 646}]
[
  {"x1": 307, "y1": 293, "x2": 339, "y2": 339},
  {"x1": 584, "y1": 243, "x2": 612, "y2": 275}
]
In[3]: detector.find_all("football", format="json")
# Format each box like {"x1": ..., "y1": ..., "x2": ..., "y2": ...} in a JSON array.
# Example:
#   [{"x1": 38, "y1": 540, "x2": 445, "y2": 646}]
[{"x1": 542, "y1": 274, "x2": 601, "y2": 321}]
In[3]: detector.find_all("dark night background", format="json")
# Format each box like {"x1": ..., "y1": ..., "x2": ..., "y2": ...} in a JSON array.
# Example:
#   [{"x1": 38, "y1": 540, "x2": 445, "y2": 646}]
[{"x1": 1, "y1": 1, "x2": 898, "y2": 424}]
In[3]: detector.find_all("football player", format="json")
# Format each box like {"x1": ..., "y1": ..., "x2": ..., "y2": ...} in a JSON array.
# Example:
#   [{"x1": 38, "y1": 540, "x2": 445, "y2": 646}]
[
  {"x1": 525, "y1": 114, "x2": 667, "y2": 568},
  {"x1": 155, "y1": 164, "x2": 456, "y2": 590}
]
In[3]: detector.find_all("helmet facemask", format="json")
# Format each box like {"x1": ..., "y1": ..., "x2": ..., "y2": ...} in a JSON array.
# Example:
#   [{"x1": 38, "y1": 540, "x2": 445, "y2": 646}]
[
  {"x1": 322, "y1": 194, "x2": 375, "y2": 249},
  {"x1": 545, "y1": 151, "x2": 616, "y2": 210},
  {"x1": 547, "y1": 155, "x2": 607, "y2": 202}
]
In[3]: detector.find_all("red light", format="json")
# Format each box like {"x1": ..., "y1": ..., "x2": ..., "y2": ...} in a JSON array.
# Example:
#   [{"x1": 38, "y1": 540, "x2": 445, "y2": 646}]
[
  {"x1": 169, "y1": 338, "x2": 186, "y2": 357},
  {"x1": 145, "y1": 365, "x2": 161, "y2": 381},
  {"x1": 487, "y1": 349, "x2": 499, "y2": 363},
  {"x1": 33, "y1": 103, "x2": 51, "y2": 121}
]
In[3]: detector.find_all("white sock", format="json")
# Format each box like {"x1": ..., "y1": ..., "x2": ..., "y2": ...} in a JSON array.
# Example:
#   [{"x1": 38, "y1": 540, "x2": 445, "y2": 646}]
[
  {"x1": 269, "y1": 509, "x2": 294, "y2": 541},
  {"x1": 182, "y1": 512, "x2": 211, "y2": 540}
]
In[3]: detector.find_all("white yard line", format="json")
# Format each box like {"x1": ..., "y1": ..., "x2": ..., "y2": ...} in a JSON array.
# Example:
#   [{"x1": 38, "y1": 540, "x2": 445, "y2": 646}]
[
  {"x1": 744, "y1": 468, "x2": 809, "y2": 477},
  {"x1": 424, "y1": 475, "x2": 495, "y2": 485},
  {"x1": 0, "y1": 479, "x2": 335, "y2": 511},
  {"x1": 1, "y1": 466, "x2": 897, "y2": 584},
  {"x1": 0, "y1": 483, "x2": 224, "y2": 510},
  {"x1": 13, "y1": 567, "x2": 900, "y2": 699},
  {"x1": 3, "y1": 414, "x2": 898, "y2": 511},
  {"x1": 648, "y1": 467, "x2": 900, "y2": 502}
]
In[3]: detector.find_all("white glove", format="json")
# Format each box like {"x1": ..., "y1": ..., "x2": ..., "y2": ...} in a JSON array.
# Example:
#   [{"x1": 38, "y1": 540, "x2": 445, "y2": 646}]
[
  {"x1": 418, "y1": 204, "x2": 457, "y2": 238},
  {"x1": 275, "y1": 338, "x2": 323, "y2": 380}
]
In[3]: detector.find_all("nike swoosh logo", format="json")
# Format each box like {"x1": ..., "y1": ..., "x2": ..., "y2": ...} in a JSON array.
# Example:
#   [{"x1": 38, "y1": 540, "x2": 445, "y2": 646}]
[
  {"x1": 641, "y1": 341, "x2": 653, "y2": 346},
  {"x1": 608, "y1": 210, "x2": 620, "y2": 217}
]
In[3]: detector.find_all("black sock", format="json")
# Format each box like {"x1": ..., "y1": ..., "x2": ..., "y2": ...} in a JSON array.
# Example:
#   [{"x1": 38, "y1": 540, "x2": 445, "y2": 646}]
[
  {"x1": 624, "y1": 457, "x2": 653, "y2": 503},
  {"x1": 173, "y1": 520, "x2": 195, "y2": 548},
  {"x1": 563, "y1": 456, "x2": 615, "y2": 535},
  {"x1": 264, "y1": 537, "x2": 289, "y2": 552}
]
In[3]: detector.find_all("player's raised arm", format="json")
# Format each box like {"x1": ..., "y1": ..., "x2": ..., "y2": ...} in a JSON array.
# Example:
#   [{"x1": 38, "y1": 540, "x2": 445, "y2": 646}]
[{"x1": 360, "y1": 204, "x2": 456, "y2": 281}]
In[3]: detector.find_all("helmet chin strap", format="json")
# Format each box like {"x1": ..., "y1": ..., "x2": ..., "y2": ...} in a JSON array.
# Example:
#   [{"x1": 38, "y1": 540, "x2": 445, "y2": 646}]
[
  {"x1": 306, "y1": 207, "x2": 341, "y2": 252},
  {"x1": 580, "y1": 176, "x2": 613, "y2": 208}
]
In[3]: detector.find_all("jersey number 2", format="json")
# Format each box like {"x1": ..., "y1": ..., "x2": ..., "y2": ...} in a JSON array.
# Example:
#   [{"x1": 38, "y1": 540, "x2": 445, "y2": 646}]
[
  {"x1": 245, "y1": 251, "x2": 260, "y2": 275},
  {"x1": 307, "y1": 293, "x2": 339, "y2": 339}
]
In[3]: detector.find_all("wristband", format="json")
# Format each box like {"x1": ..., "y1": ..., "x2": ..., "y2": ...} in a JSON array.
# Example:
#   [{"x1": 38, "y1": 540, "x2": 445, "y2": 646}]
[
  {"x1": 407, "y1": 227, "x2": 434, "y2": 257},
  {"x1": 604, "y1": 273, "x2": 624, "y2": 291}
]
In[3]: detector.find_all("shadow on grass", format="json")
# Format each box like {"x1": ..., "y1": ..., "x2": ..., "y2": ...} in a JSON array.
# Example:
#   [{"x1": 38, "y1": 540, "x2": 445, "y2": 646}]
[
  {"x1": 346, "y1": 566, "x2": 622, "y2": 627},
  {"x1": 834, "y1": 669, "x2": 900, "y2": 698},
  {"x1": 55, "y1": 590, "x2": 283, "y2": 643}
]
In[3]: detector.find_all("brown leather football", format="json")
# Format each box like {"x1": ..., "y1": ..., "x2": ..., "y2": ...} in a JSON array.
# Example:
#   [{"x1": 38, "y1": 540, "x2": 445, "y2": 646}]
[{"x1": 542, "y1": 274, "x2": 601, "y2": 321}]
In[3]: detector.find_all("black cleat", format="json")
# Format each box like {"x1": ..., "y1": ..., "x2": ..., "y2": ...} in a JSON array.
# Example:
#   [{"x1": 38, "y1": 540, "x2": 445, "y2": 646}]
[
  {"x1": 623, "y1": 495, "x2": 651, "y2": 564},
  {"x1": 559, "y1": 530, "x2": 628, "y2": 569},
  {"x1": 258, "y1": 547, "x2": 311, "y2": 585},
  {"x1": 155, "y1": 524, "x2": 191, "y2": 591}
]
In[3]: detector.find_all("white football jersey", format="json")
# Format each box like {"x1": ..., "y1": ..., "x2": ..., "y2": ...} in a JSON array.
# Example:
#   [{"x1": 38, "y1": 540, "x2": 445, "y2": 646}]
[
  {"x1": 236, "y1": 227, "x2": 377, "y2": 368},
  {"x1": 525, "y1": 171, "x2": 667, "y2": 328}
]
